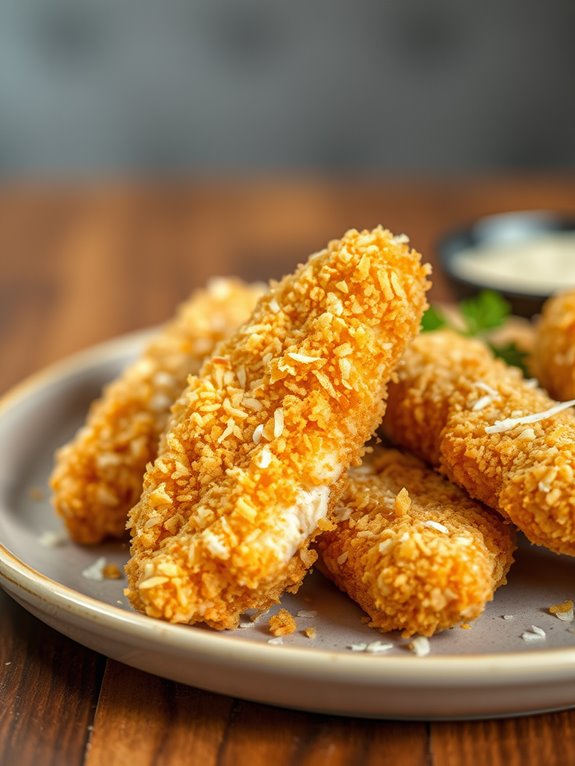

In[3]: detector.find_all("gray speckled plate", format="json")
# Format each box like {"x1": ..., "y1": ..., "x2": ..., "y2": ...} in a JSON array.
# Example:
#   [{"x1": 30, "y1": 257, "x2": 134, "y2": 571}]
[{"x1": 1, "y1": 332, "x2": 575, "y2": 720}]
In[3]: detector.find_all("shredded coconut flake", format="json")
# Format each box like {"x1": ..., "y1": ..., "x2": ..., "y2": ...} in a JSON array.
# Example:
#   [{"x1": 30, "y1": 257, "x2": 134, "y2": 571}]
[
  {"x1": 273, "y1": 408, "x2": 285, "y2": 438},
  {"x1": 475, "y1": 381, "x2": 499, "y2": 396},
  {"x1": 297, "y1": 610, "x2": 318, "y2": 619},
  {"x1": 202, "y1": 530, "x2": 229, "y2": 559},
  {"x1": 257, "y1": 446, "x2": 272, "y2": 469},
  {"x1": 422, "y1": 520, "x2": 449, "y2": 534},
  {"x1": 81, "y1": 557, "x2": 107, "y2": 581},
  {"x1": 39, "y1": 529, "x2": 68, "y2": 548},
  {"x1": 408, "y1": 636, "x2": 430, "y2": 657},
  {"x1": 252, "y1": 423, "x2": 264, "y2": 444},
  {"x1": 287, "y1": 352, "x2": 322, "y2": 364},
  {"x1": 267, "y1": 637, "x2": 284, "y2": 645},
  {"x1": 378, "y1": 539, "x2": 394, "y2": 554},
  {"x1": 365, "y1": 641, "x2": 393, "y2": 654},
  {"x1": 521, "y1": 625, "x2": 546, "y2": 641},
  {"x1": 502, "y1": 614, "x2": 514, "y2": 621},
  {"x1": 337, "y1": 551, "x2": 349, "y2": 565},
  {"x1": 347, "y1": 643, "x2": 368, "y2": 652},
  {"x1": 333, "y1": 506, "x2": 352, "y2": 522},
  {"x1": 473, "y1": 395, "x2": 494, "y2": 411},
  {"x1": 486, "y1": 399, "x2": 575, "y2": 434}
]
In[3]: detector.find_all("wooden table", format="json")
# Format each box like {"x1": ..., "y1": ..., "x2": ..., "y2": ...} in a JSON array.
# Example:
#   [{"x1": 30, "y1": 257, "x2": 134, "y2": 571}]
[{"x1": 2, "y1": 178, "x2": 575, "y2": 765}]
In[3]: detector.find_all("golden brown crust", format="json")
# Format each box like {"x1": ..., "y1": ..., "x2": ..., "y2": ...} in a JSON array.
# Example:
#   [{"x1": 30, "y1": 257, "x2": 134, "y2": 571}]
[
  {"x1": 532, "y1": 290, "x2": 575, "y2": 400},
  {"x1": 125, "y1": 227, "x2": 431, "y2": 627},
  {"x1": 51, "y1": 279, "x2": 263, "y2": 543},
  {"x1": 317, "y1": 448, "x2": 515, "y2": 637},
  {"x1": 384, "y1": 330, "x2": 575, "y2": 555},
  {"x1": 268, "y1": 609, "x2": 297, "y2": 636}
]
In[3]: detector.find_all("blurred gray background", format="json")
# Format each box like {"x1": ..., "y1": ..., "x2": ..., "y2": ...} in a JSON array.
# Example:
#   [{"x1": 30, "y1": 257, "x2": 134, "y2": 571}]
[{"x1": 0, "y1": 1, "x2": 574, "y2": 175}]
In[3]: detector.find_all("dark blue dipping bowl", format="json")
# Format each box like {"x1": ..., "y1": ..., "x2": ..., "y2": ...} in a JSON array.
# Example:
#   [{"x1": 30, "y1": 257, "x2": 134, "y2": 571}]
[{"x1": 437, "y1": 211, "x2": 575, "y2": 318}]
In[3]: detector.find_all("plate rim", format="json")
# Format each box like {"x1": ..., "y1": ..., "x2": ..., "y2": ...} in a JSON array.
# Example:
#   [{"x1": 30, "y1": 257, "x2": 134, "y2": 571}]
[{"x1": 1, "y1": 331, "x2": 575, "y2": 691}]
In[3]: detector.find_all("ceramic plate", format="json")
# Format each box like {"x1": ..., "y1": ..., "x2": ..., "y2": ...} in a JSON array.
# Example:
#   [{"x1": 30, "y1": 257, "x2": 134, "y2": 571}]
[{"x1": 2, "y1": 332, "x2": 575, "y2": 720}]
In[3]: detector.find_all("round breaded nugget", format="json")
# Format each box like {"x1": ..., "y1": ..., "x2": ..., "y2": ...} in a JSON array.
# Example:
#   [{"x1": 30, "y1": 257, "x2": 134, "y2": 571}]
[
  {"x1": 384, "y1": 330, "x2": 575, "y2": 556},
  {"x1": 51, "y1": 279, "x2": 263, "y2": 543},
  {"x1": 125, "y1": 227, "x2": 430, "y2": 627},
  {"x1": 317, "y1": 448, "x2": 515, "y2": 637},
  {"x1": 532, "y1": 289, "x2": 575, "y2": 401}
]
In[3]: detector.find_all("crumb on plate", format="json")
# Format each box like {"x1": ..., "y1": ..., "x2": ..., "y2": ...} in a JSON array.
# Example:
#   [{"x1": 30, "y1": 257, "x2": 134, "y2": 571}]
[
  {"x1": 408, "y1": 636, "x2": 430, "y2": 657},
  {"x1": 268, "y1": 608, "x2": 297, "y2": 637},
  {"x1": 102, "y1": 563, "x2": 122, "y2": 580},
  {"x1": 549, "y1": 600, "x2": 574, "y2": 622}
]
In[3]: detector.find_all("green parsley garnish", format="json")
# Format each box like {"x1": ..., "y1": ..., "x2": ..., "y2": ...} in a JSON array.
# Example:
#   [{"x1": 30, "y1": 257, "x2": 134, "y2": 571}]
[
  {"x1": 421, "y1": 290, "x2": 529, "y2": 374},
  {"x1": 420, "y1": 304, "x2": 449, "y2": 332},
  {"x1": 459, "y1": 290, "x2": 511, "y2": 336}
]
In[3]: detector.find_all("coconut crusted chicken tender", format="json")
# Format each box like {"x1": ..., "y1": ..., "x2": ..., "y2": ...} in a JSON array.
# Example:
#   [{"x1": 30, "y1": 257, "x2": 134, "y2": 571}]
[
  {"x1": 384, "y1": 330, "x2": 575, "y2": 556},
  {"x1": 51, "y1": 279, "x2": 263, "y2": 543},
  {"x1": 317, "y1": 448, "x2": 515, "y2": 637},
  {"x1": 532, "y1": 289, "x2": 575, "y2": 401},
  {"x1": 125, "y1": 227, "x2": 430, "y2": 628}
]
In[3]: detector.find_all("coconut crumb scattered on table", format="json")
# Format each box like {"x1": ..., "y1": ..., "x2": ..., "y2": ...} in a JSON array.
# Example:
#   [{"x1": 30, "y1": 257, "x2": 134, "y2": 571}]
[
  {"x1": 460, "y1": 623, "x2": 472, "y2": 630},
  {"x1": 502, "y1": 614, "x2": 514, "y2": 620},
  {"x1": 303, "y1": 627, "x2": 316, "y2": 639},
  {"x1": 268, "y1": 609, "x2": 297, "y2": 637},
  {"x1": 549, "y1": 600, "x2": 574, "y2": 622},
  {"x1": 297, "y1": 610, "x2": 317, "y2": 619},
  {"x1": 267, "y1": 637, "x2": 284, "y2": 646}
]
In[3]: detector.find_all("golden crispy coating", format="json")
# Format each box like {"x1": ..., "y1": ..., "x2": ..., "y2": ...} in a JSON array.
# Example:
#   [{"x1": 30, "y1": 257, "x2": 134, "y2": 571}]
[
  {"x1": 125, "y1": 227, "x2": 430, "y2": 627},
  {"x1": 384, "y1": 330, "x2": 575, "y2": 556},
  {"x1": 317, "y1": 448, "x2": 515, "y2": 637},
  {"x1": 532, "y1": 290, "x2": 575, "y2": 400},
  {"x1": 268, "y1": 609, "x2": 297, "y2": 636},
  {"x1": 51, "y1": 279, "x2": 263, "y2": 543}
]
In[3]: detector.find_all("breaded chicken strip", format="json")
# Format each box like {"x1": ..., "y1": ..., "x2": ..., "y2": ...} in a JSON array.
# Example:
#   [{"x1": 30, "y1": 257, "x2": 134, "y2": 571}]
[
  {"x1": 384, "y1": 330, "x2": 575, "y2": 556},
  {"x1": 51, "y1": 279, "x2": 263, "y2": 543},
  {"x1": 125, "y1": 227, "x2": 430, "y2": 627},
  {"x1": 532, "y1": 290, "x2": 575, "y2": 400},
  {"x1": 317, "y1": 448, "x2": 515, "y2": 637}
]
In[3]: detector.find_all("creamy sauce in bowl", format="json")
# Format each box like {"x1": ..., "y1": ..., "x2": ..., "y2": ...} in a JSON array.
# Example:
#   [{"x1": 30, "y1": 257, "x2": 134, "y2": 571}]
[{"x1": 450, "y1": 232, "x2": 575, "y2": 295}]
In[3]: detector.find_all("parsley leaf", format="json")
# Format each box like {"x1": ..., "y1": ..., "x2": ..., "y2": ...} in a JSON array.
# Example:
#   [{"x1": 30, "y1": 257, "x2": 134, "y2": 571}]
[
  {"x1": 421, "y1": 305, "x2": 449, "y2": 332},
  {"x1": 488, "y1": 341, "x2": 529, "y2": 376},
  {"x1": 459, "y1": 290, "x2": 511, "y2": 336},
  {"x1": 420, "y1": 290, "x2": 528, "y2": 373}
]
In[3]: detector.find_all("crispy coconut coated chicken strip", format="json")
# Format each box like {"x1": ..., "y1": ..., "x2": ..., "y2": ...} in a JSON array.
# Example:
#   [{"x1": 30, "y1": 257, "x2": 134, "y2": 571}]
[
  {"x1": 317, "y1": 448, "x2": 515, "y2": 637},
  {"x1": 51, "y1": 279, "x2": 263, "y2": 543},
  {"x1": 532, "y1": 289, "x2": 575, "y2": 401},
  {"x1": 384, "y1": 330, "x2": 575, "y2": 556},
  {"x1": 125, "y1": 227, "x2": 431, "y2": 627}
]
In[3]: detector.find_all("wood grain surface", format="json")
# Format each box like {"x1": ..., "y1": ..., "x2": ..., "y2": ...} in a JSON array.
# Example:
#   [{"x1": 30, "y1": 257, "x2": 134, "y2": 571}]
[{"x1": 2, "y1": 178, "x2": 575, "y2": 765}]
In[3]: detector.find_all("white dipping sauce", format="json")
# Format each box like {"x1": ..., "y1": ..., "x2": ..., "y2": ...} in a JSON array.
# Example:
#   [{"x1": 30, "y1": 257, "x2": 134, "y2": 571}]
[{"x1": 451, "y1": 232, "x2": 575, "y2": 295}]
